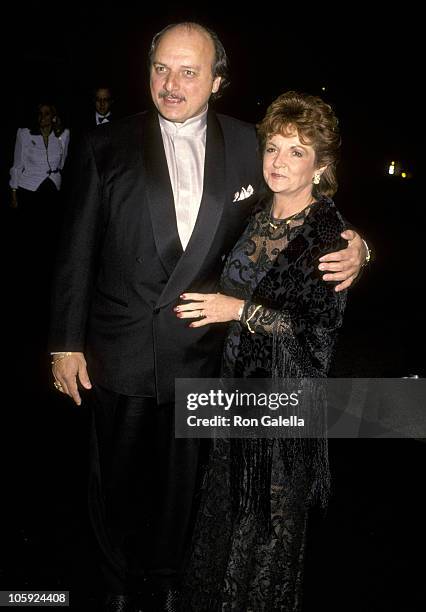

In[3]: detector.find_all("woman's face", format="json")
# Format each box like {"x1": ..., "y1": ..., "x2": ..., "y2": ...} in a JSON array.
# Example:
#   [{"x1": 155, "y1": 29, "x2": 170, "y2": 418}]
[
  {"x1": 263, "y1": 131, "x2": 320, "y2": 198},
  {"x1": 38, "y1": 105, "x2": 54, "y2": 129}
]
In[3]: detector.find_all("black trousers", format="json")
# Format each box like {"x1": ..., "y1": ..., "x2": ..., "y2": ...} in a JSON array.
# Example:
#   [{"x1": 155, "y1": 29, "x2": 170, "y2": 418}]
[
  {"x1": 88, "y1": 384, "x2": 203, "y2": 595},
  {"x1": 17, "y1": 179, "x2": 62, "y2": 243},
  {"x1": 13, "y1": 180, "x2": 63, "y2": 341}
]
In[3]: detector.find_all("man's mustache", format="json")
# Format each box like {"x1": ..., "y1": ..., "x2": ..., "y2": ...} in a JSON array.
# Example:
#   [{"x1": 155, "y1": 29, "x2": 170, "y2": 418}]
[{"x1": 159, "y1": 91, "x2": 186, "y2": 102}]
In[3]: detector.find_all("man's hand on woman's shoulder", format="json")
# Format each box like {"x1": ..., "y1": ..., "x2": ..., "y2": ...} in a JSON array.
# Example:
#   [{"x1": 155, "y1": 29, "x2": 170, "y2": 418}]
[{"x1": 318, "y1": 229, "x2": 369, "y2": 292}]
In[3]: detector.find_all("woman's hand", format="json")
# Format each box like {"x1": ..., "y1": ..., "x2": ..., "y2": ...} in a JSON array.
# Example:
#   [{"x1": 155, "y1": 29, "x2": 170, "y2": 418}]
[
  {"x1": 10, "y1": 190, "x2": 18, "y2": 209},
  {"x1": 175, "y1": 293, "x2": 244, "y2": 328}
]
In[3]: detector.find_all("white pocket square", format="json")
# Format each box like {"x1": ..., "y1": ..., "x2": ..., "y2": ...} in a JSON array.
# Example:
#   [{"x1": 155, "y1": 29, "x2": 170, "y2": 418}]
[{"x1": 233, "y1": 184, "x2": 254, "y2": 202}]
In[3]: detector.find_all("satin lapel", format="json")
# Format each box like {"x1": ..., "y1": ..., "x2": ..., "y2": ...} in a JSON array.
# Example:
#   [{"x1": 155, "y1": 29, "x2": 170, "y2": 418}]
[
  {"x1": 157, "y1": 110, "x2": 226, "y2": 308},
  {"x1": 142, "y1": 111, "x2": 183, "y2": 277}
]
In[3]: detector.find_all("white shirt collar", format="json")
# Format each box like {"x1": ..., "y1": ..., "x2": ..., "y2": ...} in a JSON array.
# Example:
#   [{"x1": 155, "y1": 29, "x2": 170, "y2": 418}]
[
  {"x1": 158, "y1": 106, "x2": 208, "y2": 136},
  {"x1": 96, "y1": 111, "x2": 111, "y2": 122}
]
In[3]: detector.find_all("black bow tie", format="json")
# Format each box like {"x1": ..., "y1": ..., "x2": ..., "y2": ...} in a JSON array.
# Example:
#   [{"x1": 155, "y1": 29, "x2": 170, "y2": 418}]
[{"x1": 98, "y1": 116, "x2": 109, "y2": 124}]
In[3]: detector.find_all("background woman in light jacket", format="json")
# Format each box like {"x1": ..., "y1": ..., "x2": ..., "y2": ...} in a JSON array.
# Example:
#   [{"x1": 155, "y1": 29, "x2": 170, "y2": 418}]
[
  {"x1": 9, "y1": 102, "x2": 69, "y2": 220},
  {"x1": 9, "y1": 102, "x2": 70, "y2": 312}
]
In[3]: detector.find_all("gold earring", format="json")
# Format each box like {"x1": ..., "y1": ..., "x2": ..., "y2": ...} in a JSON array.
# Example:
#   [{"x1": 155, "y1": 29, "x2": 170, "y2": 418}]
[{"x1": 313, "y1": 172, "x2": 321, "y2": 185}]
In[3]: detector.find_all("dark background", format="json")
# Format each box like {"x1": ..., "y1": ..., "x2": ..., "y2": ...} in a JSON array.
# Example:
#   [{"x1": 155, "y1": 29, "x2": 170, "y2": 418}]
[{"x1": 1, "y1": 2, "x2": 424, "y2": 610}]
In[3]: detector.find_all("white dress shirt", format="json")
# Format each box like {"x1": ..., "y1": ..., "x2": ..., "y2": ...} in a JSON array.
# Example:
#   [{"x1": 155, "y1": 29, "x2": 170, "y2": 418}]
[
  {"x1": 9, "y1": 128, "x2": 70, "y2": 192},
  {"x1": 96, "y1": 112, "x2": 111, "y2": 125},
  {"x1": 158, "y1": 108, "x2": 207, "y2": 250}
]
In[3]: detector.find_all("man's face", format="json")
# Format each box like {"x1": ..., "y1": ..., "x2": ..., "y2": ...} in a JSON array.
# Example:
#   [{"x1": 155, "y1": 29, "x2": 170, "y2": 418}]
[
  {"x1": 95, "y1": 88, "x2": 112, "y2": 116},
  {"x1": 150, "y1": 26, "x2": 221, "y2": 123}
]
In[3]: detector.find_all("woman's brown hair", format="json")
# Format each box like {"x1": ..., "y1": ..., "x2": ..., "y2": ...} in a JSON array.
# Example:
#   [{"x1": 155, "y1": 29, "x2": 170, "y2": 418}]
[{"x1": 258, "y1": 91, "x2": 341, "y2": 197}]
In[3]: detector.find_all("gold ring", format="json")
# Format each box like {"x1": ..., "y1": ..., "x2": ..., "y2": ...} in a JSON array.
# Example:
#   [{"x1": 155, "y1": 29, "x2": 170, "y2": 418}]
[
  {"x1": 54, "y1": 381, "x2": 63, "y2": 391},
  {"x1": 199, "y1": 310, "x2": 204, "y2": 318}
]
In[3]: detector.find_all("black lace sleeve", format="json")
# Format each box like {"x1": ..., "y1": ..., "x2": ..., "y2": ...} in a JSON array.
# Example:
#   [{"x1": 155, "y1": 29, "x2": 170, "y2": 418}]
[{"x1": 241, "y1": 277, "x2": 346, "y2": 338}]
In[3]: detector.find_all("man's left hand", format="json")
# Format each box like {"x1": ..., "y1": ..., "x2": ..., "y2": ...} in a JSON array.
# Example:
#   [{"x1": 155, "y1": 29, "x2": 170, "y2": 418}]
[{"x1": 318, "y1": 230, "x2": 367, "y2": 292}]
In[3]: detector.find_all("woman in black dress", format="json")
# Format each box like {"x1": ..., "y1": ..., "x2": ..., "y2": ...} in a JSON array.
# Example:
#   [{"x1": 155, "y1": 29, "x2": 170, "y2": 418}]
[{"x1": 177, "y1": 91, "x2": 348, "y2": 611}]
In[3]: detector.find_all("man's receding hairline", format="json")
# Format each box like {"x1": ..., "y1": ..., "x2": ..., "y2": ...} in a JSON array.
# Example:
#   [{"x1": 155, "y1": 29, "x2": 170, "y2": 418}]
[
  {"x1": 157, "y1": 22, "x2": 215, "y2": 50},
  {"x1": 149, "y1": 21, "x2": 227, "y2": 88}
]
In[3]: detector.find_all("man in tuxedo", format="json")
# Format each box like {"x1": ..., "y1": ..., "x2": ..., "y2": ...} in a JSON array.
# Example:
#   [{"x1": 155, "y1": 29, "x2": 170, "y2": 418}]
[
  {"x1": 49, "y1": 22, "x2": 366, "y2": 612},
  {"x1": 94, "y1": 86, "x2": 114, "y2": 127}
]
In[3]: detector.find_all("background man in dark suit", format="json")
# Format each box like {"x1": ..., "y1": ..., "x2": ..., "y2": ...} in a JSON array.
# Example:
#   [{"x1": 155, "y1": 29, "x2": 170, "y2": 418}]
[
  {"x1": 94, "y1": 85, "x2": 115, "y2": 126},
  {"x1": 49, "y1": 22, "x2": 366, "y2": 612}
]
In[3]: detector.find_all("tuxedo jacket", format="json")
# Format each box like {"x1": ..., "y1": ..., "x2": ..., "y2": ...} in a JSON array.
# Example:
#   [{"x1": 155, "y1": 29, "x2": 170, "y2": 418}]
[
  {"x1": 49, "y1": 109, "x2": 263, "y2": 404},
  {"x1": 78, "y1": 111, "x2": 116, "y2": 132}
]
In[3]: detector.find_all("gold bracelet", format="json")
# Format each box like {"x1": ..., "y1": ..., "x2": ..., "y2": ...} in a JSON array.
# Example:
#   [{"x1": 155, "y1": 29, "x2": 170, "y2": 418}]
[
  {"x1": 245, "y1": 304, "x2": 261, "y2": 334},
  {"x1": 51, "y1": 352, "x2": 74, "y2": 366}
]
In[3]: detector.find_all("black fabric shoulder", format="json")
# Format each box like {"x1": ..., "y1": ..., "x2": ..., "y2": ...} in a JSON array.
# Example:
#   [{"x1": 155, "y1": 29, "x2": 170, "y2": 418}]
[
  {"x1": 88, "y1": 111, "x2": 148, "y2": 143},
  {"x1": 216, "y1": 112, "x2": 256, "y2": 133},
  {"x1": 308, "y1": 197, "x2": 348, "y2": 256}
]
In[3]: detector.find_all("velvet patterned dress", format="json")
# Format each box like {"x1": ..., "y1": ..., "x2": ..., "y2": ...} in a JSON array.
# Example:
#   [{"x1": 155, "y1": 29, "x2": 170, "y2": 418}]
[{"x1": 181, "y1": 196, "x2": 347, "y2": 611}]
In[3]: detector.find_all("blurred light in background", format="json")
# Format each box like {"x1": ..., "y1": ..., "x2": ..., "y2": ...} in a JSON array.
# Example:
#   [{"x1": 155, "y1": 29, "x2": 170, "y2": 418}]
[{"x1": 387, "y1": 160, "x2": 413, "y2": 179}]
